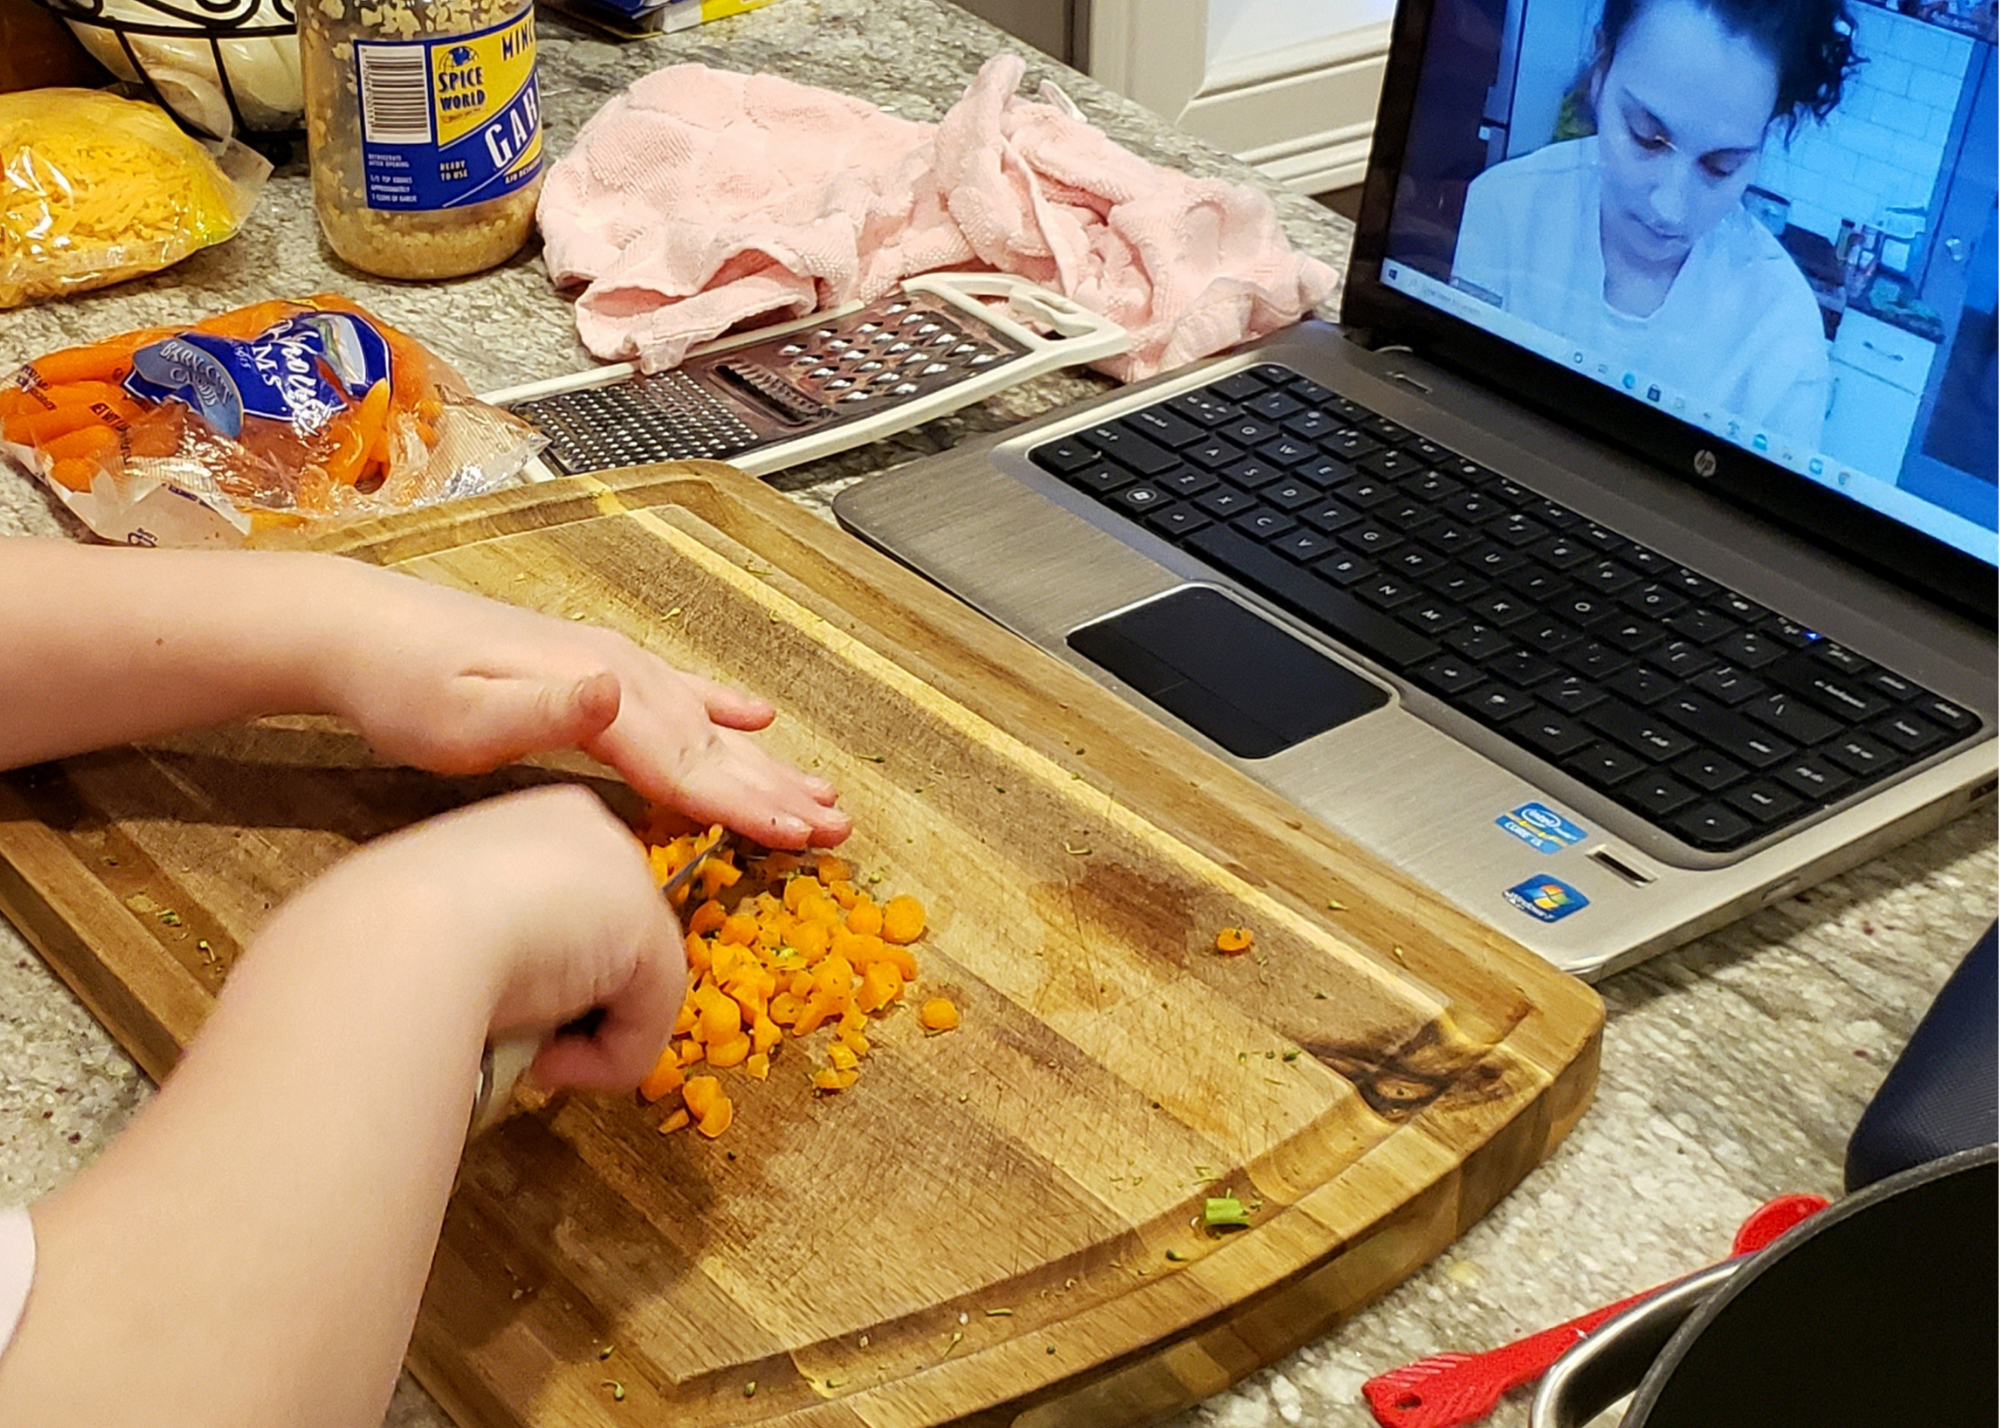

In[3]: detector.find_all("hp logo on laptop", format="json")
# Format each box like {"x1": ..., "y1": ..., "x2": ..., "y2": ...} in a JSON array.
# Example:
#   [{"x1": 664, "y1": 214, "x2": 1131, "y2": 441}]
[{"x1": 1693, "y1": 449, "x2": 1718, "y2": 478}]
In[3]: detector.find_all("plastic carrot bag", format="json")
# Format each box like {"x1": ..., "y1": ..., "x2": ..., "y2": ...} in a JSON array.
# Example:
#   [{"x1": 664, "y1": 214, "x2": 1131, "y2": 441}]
[
  {"x1": 0, "y1": 89, "x2": 268, "y2": 310},
  {"x1": 0, "y1": 296, "x2": 545, "y2": 546}
]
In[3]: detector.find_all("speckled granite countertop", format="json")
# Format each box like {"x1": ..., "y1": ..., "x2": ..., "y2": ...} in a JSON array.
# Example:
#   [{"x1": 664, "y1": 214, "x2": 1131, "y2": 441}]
[{"x1": 0, "y1": 4, "x2": 1993, "y2": 1428}]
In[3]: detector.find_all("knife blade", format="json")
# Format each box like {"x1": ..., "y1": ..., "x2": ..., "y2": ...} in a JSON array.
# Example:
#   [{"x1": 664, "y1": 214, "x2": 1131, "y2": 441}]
[{"x1": 658, "y1": 828, "x2": 730, "y2": 903}]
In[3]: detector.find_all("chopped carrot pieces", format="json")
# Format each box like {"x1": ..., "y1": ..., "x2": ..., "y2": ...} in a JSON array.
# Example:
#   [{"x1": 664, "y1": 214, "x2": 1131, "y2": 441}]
[
  {"x1": 881, "y1": 895, "x2": 926, "y2": 945},
  {"x1": 920, "y1": 997, "x2": 961, "y2": 1032},
  {"x1": 746, "y1": 1052, "x2": 770, "y2": 1080},
  {"x1": 1215, "y1": 927, "x2": 1254, "y2": 956},
  {"x1": 659, "y1": 1109, "x2": 690, "y2": 1134},
  {"x1": 697, "y1": 1097, "x2": 734, "y2": 1138},
  {"x1": 681, "y1": 1075, "x2": 721, "y2": 1122},
  {"x1": 815, "y1": 854, "x2": 852, "y2": 885},
  {"x1": 638, "y1": 1050, "x2": 685, "y2": 1103}
]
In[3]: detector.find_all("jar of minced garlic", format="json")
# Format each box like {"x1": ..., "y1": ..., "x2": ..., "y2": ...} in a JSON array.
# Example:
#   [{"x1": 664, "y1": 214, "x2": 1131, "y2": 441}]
[{"x1": 300, "y1": 0, "x2": 543, "y2": 279}]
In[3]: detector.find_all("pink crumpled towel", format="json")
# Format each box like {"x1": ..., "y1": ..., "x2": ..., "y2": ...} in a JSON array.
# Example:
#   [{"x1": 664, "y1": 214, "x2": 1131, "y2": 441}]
[{"x1": 538, "y1": 54, "x2": 1339, "y2": 381}]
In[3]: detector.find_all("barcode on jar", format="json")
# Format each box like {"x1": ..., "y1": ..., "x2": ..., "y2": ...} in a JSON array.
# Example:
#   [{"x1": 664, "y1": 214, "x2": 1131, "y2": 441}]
[{"x1": 356, "y1": 44, "x2": 432, "y2": 146}]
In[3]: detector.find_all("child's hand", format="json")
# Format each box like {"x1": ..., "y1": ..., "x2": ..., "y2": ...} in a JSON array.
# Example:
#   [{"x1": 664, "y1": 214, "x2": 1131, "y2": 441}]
[
  {"x1": 270, "y1": 784, "x2": 687, "y2": 1091},
  {"x1": 321, "y1": 565, "x2": 850, "y2": 850}
]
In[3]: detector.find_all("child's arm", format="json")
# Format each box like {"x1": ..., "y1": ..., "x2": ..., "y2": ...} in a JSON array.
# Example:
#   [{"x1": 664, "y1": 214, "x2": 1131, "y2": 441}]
[
  {"x1": 0, "y1": 538, "x2": 848, "y2": 847},
  {"x1": 0, "y1": 788, "x2": 680, "y2": 1428}
]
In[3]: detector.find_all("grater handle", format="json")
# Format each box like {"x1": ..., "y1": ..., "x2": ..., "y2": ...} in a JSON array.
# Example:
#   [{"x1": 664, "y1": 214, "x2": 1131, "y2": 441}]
[{"x1": 903, "y1": 272, "x2": 1131, "y2": 366}]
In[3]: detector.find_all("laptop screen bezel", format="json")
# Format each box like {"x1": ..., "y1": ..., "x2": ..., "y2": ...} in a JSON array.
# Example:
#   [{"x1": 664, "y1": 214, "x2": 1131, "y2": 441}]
[{"x1": 1342, "y1": 0, "x2": 1997, "y2": 624}]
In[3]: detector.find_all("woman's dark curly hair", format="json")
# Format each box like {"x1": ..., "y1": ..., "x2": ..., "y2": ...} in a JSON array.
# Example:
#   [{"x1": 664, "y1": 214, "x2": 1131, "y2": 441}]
[{"x1": 1594, "y1": 0, "x2": 1863, "y2": 135}]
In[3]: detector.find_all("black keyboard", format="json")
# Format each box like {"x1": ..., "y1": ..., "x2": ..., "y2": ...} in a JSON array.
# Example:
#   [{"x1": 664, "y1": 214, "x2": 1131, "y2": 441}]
[{"x1": 1029, "y1": 362, "x2": 1979, "y2": 853}]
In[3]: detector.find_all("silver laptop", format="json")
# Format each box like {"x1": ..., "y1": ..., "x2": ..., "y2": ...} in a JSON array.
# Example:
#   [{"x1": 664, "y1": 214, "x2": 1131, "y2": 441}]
[{"x1": 834, "y1": 0, "x2": 1998, "y2": 979}]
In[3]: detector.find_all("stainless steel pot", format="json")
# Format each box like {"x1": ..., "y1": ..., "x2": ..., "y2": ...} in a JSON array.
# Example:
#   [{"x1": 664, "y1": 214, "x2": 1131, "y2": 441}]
[{"x1": 1532, "y1": 1144, "x2": 1997, "y2": 1428}]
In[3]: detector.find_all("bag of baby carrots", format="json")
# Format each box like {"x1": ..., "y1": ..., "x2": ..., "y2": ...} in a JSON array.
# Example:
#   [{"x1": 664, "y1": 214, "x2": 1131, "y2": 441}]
[{"x1": 0, "y1": 296, "x2": 544, "y2": 546}]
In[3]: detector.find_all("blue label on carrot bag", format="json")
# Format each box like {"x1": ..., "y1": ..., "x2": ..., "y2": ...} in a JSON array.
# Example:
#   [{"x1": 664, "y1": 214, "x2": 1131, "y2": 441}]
[
  {"x1": 124, "y1": 313, "x2": 393, "y2": 439},
  {"x1": 354, "y1": 11, "x2": 542, "y2": 211}
]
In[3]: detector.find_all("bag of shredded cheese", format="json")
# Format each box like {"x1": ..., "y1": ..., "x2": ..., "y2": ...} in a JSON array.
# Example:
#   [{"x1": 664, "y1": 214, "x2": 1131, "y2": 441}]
[
  {"x1": 1, "y1": 296, "x2": 545, "y2": 547},
  {"x1": 0, "y1": 89, "x2": 268, "y2": 310}
]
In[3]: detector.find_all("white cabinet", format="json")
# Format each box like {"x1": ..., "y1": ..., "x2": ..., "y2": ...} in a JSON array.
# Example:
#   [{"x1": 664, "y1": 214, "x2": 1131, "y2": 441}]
[
  {"x1": 1821, "y1": 311, "x2": 1939, "y2": 481},
  {"x1": 1088, "y1": 0, "x2": 1393, "y2": 192}
]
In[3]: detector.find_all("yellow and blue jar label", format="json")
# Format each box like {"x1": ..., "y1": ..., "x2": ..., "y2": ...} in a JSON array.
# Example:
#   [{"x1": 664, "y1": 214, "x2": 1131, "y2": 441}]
[{"x1": 353, "y1": 10, "x2": 542, "y2": 211}]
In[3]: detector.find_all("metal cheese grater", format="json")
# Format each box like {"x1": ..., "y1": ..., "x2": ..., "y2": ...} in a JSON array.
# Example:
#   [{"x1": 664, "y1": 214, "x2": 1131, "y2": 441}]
[{"x1": 484, "y1": 274, "x2": 1130, "y2": 479}]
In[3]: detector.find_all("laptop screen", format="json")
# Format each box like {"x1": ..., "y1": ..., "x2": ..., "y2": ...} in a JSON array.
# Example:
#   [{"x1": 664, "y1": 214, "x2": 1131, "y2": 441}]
[{"x1": 1375, "y1": 0, "x2": 1998, "y2": 568}]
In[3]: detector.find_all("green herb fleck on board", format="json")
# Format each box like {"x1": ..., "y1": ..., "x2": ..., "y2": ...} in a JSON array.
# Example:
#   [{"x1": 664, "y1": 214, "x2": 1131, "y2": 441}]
[
  {"x1": 601, "y1": 1380, "x2": 626, "y2": 1402},
  {"x1": 1203, "y1": 1196, "x2": 1253, "y2": 1229},
  {"x1": 159, "y1": 910, "x2": 182, "y2": 927},
  {"x1": 1164, "y1": 1248, "x2": 1189, "y2": 1262}
]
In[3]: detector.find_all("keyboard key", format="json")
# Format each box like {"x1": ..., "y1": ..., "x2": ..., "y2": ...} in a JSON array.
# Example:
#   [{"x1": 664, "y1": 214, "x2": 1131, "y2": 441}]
[
  {"x1": 1156, "y1": 466, "x2": 1220, "y2": 499},
  {"x1": 1407, "y1": 469, "x2": 1465, "y2": 502},
  {"x1": 1283, "y1": 410, "x2": 1345, "y2": 443},
  {"x1": 1552, "y1": 591, "x2": 1617, "y2": 625},
  {"x1": 1774, "y1": 756, "x2": 1852, "y2": 800},
  {"x1": 1726, "y1": 781, "x2": 1804, "y2": 825},
  {"x1": 1759, "y1": 615, "x2": 1819, "y2": 648},
  {"x1": 1655, "y1": 693, "x2": 1795, "y2": 769},
  {"x1": 1245, "y1": 390, "x2": 1304, "y2": 422},
  {"x1": 1413, "y1": 653, "x2": 1483, "y2": 694},
  {"x1": 1359, "y1": 449, "x2": 1425, "y2": 480},
  {"x1": 1195, "y1": 486, "x2": 1257, "y2": 518},
  {"x1": 1812, "y1": 642, "x2": 1873, "y2": 677},
  {"x1": 1712, "y1": 591, "x2": 1767, "y2": 622},
  {"x1": 1387, "y1": 545, "x2": 1447, "y2": 579},
  {"x1": 1524, "y1": 499, "x2": 1581, "y2": 530},
  {"x1": 1624, "y1": 583, "x2": 1689, "y2": 619},
  {"x1": 1333, "y1": 477, "x2": 1397, "y2": 509},
  {"x1": 1209, "y1": 372, "x2": 1267, "y2": 402},
  {"x1": 1417, "y1": 521, "x2": 1482, "y2": 554},
  {"x1": 1608, "y1": 664, "x2": 1678, "y2": 705},
  {"x1": 1490, "y1": 649, "x2": 1558, "y2": 687},
  {"x1": 1186, "y1": 438, "x2": 1246, "y2": 470},
  {"x1": 1866, "y1": 670, "x2": 1921, "y2": 702},
  {"x1": 1529, "y1": 534, "x2": 1593, "y2": 569},
  {"x1": 1518, "y1": 620, "x2": 1585, "y2": 657},
  {"x1": 1400, "y1": 601, "x2": 1467, "y2": 636},
  {"x1": 1486, "y1": 512, "x2": 1551, "y2": 548},
  {"x1": 1577, "y1": 523, "x2": 1628, "y2": 553},
  {"x1": 1870, "y1": 712, "x2": 1947, "y2": 755},
  {"x1": 1621, "y1": 770, "x2": 1698, "y2": 817},
  {"x1": 1623, "y1": 548, "x2": 1672, "y2": 577},
  {"x1": 1292, "y1": 456, "x2": 1353, "y2": 489},
  {"x1": 1766, "y1": 656, "x2": 1891, "y2": 720},
  {"x1": 1648, "y1": 639, "x2": 1715, "y2": 678},
  {"x1": 1513, "y1": 564, "x2": 1567, "y2": 602},
  {"x1": 1561, "y1": 641, "x2": 1632, "y2": 679},
  {"x1": 1262, "y1": 479, "x2": 1323, "y2": 512},
  {"x1": 1249, "y1": 363, "x2": 1296, "y2": 386},
  {"x1": 1357, "y1": 575, "x2": 1423, "y2": 610},
  {"x1": 1671, "y1": 749, "x2": 1748, "y2": 792},
  {"x1": 1300, "y1": 499, "x2": 1362, "y2": 534},
  {"x1": 1313, "y1": 551, "x2": 1374, "y2": 586},
  {"x1": 1257, "y1": 436, "x2": 1318, "y2": 467},
  {"x1": 1339, "y1": 523, "x2": 1402, "y2": 555},
  {"x1": 1575, "y1": 560, "x2": 1640, "y2": 595},
  {"x1": 1590, "y1": 613, "x2": 1664, "y2": 654},
  {"x1": 1585, "y1": 700, "x2": 1697, "y2": 762},
  {"x1": 1542, "y1": 674, "x2": 1608, "y2": 715},
  {"x1": 1444, "y1": 490, "x2": 1506, "y2": 522},
  {"x1": 1379, "y1": 498, "x2": 1442, "y2": 533},
  {"x1": 1183, "y1": 525, "x2": 1440, "y2": 668},
  {"x1": 1402, "y1": 435, "x2": 1452, "y2": 462},
  {"x1": 1224, "y1": 458, "x2": 1284, "y2": 490},
  {"x1": 1286, "y1": 377, "x2": 1334, "y2": 405},
  {"x1": 1510, "y1": 706, "x2": 1594, "y2": 758},
  {"x1": 1436, "y1": 456, "x2": 1495, "y2": 483},
  {"x1": 1743, "y1": 691, "x2": 1841, "y2": 747},
  {"x1": 1470, "y1": 590, "x2": 1537, "y2": 627},
  {"x1": 1565, "y1": 741, "x2": 1647, "y2": 788},
  {"x1": 1665, "y1": 567, "x2": 1717, "y2": 597},
  {"x1": 1064, "y1": 463, "x2": 1134, "y2": 497},
  {"x1": 1424, "y1": 569, "x2": 1490, "y2": 603},
  {"x1": 1361, "y1": 415, "x2": 1412, "y2": 443},
  {"x1": 1464, "y1": 544, "x2": 1529, "y2": 578},
  {"x1": 1219, "y1": 417, "x2": 1280, "y2": 448},
  {"x1": 1444, "y1": 622, "x2": 1512, "y2": 661},
  {"x1": 1323, "y1": 428, "x2": 1381, "y2": 461},
  {"x1": 1691, "y1": 664, "x2": 1765, "y2": 706},
  {"x1": 1232, "y1": 507, "x2": 1298, "y2": 541},
  {"x1": 1083, "y1": 425, "x2": 1177, "y2": 474},
  {"x1": 1113, "y1": 484, "x2": 1169, "y2": 514},
  {"x1": 1273, "y1": 528, "x2": 1337, "y2": 563},
  {"x1": 1145, "y1": 503, "x2": 1212, "y2": 539},
  {"x1": 1463, "y1": 683, "x2": 1537, "y2": 724},
  {"x1": 1671, "y1": 803, "x2": 1754, "y2": 849},
  {"x1": 1122, "y1": 408, "x2": 1208, "y2": 449},
  {"x1": 1912, "y1": 696, "x2": 1977, "y2": 735},
  {"x1": 1710, "y1": 628, "x2": 1786, "y2": 669},
  {"x1": 1032, "y1": 437, "x2": 1100, "y2": 474},
  {"x1": 1666, "y1": 607, "x2": 1739, "y2": 644},
  {"x1": 1823, "y1": 733, "x2": 1903, "y2": 779},
  {"x1": 1486, "y1": 475, "x2": 1534, "y2": 504},
  {"x1": 1167, "y1": 390, "x2": 1239, "y2": 426}
]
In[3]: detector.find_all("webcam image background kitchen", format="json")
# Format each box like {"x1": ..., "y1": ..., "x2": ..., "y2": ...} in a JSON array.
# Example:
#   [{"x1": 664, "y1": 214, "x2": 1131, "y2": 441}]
[{"x1": 1379, "y1": 0, "x2": 1997, "y2": 558}]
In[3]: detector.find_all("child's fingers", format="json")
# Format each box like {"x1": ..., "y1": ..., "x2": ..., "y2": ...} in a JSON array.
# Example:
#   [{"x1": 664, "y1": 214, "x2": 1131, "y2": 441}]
[
  {"x1": 419, "y1": 670, "x2": 622, "y2": 775},
  {"x1": 667, "y1": 741, "x2": 854, "y2": 850},
  {"x1": 677, "y1": 672, "x2": 776, "y2": 732},
  {"x1": 529, "y1": 916, "x2": 684, "y2": 1091}
]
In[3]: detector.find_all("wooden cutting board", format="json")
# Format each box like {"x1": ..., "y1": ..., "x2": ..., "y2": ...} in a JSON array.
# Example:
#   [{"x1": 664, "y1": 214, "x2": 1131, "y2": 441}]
[{"x1": 0, "y1": 463, "x2": 1602, "y2": 1428}]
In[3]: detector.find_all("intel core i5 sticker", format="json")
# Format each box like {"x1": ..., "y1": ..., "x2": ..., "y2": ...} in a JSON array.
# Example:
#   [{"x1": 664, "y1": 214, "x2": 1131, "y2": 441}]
[
  {"x1": 1496, "y1": 801, "x2": 1587, "y2": 855},
  {"x1": 1505, "y1": 876, "x2": 1589, "y2": 922}
]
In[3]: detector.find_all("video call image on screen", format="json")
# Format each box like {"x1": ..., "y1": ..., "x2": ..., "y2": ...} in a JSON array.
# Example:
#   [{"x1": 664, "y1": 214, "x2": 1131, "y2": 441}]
[{"x1": 1381, "y1": 0, "x2": 1998, "y2": 564}]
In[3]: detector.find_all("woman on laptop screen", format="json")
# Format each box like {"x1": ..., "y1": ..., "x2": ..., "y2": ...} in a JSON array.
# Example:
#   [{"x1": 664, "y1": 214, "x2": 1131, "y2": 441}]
[{"x1": 1452, "y1": 0, "x2": 1855, "y2": 446}]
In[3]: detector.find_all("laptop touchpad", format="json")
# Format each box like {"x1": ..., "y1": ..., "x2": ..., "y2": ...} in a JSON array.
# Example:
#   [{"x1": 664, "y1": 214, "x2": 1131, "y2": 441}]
[{"x1": 1067, "y1": 586, "x2": 1388, "y2": 760}]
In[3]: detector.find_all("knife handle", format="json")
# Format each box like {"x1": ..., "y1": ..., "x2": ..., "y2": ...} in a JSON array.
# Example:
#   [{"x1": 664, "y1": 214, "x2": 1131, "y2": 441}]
[{"x1": 469, "y1": 1008, "x2": 606, "y2": 1139}]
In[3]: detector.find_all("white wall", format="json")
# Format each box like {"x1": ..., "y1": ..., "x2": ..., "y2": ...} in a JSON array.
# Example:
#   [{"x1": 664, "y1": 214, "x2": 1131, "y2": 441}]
[{"x1": 1206, "y1": 0, "x2": 1396, "y2": 68}]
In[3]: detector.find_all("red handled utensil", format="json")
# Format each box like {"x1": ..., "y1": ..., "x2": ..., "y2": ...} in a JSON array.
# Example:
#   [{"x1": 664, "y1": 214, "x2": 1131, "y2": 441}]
[{"x1": 1361, "y1": 1193, "x2": 1829, "y2": 1428}]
